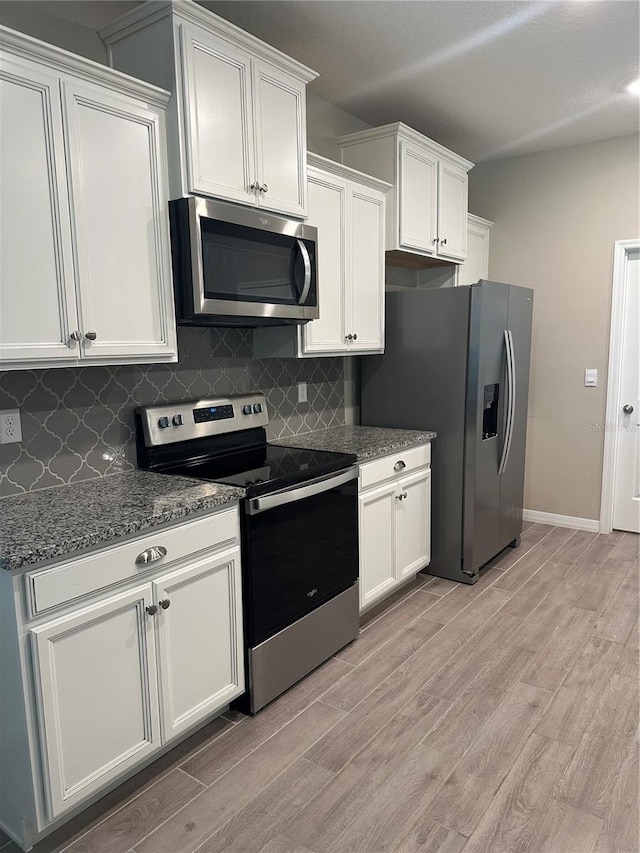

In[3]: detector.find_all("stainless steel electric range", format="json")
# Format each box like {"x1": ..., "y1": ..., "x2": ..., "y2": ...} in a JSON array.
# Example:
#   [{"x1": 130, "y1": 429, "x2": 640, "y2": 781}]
[{"x1": 135, "y1": 393, "x2": 359, "y2": 714}]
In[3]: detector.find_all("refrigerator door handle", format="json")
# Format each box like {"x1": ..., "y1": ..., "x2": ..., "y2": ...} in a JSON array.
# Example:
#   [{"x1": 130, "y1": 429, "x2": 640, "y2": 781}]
[{"x1": 498, "y1": 329, "x2": 516, "y2": 475}]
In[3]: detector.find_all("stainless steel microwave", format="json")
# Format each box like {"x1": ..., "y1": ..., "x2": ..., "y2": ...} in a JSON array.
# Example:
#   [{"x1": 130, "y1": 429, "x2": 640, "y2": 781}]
[{"x1": 169, "y1": 196, "x2": 318, "y2": 327}]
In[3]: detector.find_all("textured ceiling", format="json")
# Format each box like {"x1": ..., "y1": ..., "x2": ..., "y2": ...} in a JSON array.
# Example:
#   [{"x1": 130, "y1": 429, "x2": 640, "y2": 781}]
[{"x1": 202, "y1": 0, "x2": 640, "y2": 162}]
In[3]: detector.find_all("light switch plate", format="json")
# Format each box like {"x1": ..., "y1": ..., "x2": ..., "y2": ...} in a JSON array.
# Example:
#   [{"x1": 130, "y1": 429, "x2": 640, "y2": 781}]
[
  {"x1": 584, "y1": 368, "x2": 598, "y2": 387},
  {"x1": 297, "y1": 382, "x2": 308, "y2": 403}
]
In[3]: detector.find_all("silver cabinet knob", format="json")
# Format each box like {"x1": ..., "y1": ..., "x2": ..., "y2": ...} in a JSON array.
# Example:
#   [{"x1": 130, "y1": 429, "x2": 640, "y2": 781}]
[
  {"x1": 440, "y1": 238, "x2": 447, "y2": 245},
  {"x1": 352, "y1": 333, "x2": 358, "y2": 340},
  {"x1": 345, "y1": 334, "x2": 353, "y2": 341},
  {"x1": 260, "y1": 183, "x2": 268, "y2": 193},
  {"x1": 623, "y1": 404, "x2": 634, "y2": 414},
  {"x1": 402, "y1": 491, "x2": 408, "y2": 499},
  {"x1": 146, "y1": 604, "x2": 158, "y2": 616},
  {"x1": 69, "y1": 330, "x2": 81, "y2": 343},
  {"x1": 159, "y1": 598, "x2": 171, "y2": 610},
  {"x1": 85, "y1": 330, "x2": 97, "y2": 341},
  {"x1": 432, "y1": 237, "x2": 439, "y2": 245},
  {"x1": 393, "y1": 460, "x2": 406, "y2": 471},
  {"x1": 250, "y1": 181, "x2": 259, "y2": 191},
  {"x1": 135, "y1": 545, "x2": 167, "y2": 566}
]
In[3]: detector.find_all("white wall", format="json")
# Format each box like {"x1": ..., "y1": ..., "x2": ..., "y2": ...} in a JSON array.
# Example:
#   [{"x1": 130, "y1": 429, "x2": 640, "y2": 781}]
[{"x1": 469, "y1": 134, "x2": 640, "y2": 522}]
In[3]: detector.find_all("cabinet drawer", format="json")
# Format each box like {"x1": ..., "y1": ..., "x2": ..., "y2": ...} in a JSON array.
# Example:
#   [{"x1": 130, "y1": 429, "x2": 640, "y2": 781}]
[
  {"x1": 25, "y1": 508, "x2": 239, "y2": 616},
  {"x1": 359, "y1": 444, "x2": 430, "y2": 491}
]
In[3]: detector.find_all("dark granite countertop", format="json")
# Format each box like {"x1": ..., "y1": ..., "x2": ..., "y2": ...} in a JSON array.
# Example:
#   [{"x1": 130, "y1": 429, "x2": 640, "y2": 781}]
[
  {"x1": 0, "y1": 471, "x2": 244, "y2": 572},
  {"x1": 275, "y1": 425, "x2": 436, "y2": 462}
]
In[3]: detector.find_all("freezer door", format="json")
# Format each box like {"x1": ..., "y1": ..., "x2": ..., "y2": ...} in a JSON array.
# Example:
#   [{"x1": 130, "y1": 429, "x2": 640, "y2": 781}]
[
  {"x1": 360, "y1": 287, "x2": 470, "y2": 582},
  {"x1": 462, "y1": 281, "x2": 533, "y2": 576}
]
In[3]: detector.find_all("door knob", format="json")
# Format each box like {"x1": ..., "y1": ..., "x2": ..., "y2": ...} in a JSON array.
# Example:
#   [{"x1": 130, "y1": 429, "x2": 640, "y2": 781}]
[
  {"x1": 69, "y1": 330, "x2": 81, "y2": 343},
  {"x1": 85, "y1": 330, "x2": 97, "y2": 341},
  {"x1": 623, "y1": 404, "x2": 634, "y2": 414},
  {"x1": 352, "y1": 333, "x2": 358, "y2": 340},
  {"x1": 159, "y1": 598, "x2": 171, "y2": 610},
  {"x1": 250, "y1": 181, "x2": 259, "y2": 191},
  {"x1": 260, "y1": 184, "x2": 268, "y2": 193},
  {"x1": 145, "y1": 604, "x2": 158, "y2": 616},
  {"x1": 440, "y1": 238, "x2": 447, "y2": 245},
  {"x1": 345, "y1": 334, "x2": 353, "y2": 341}
]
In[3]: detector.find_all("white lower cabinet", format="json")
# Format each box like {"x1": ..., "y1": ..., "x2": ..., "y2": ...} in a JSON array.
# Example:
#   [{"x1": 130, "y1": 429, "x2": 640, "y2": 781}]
[
  {"x1": 358, "y1": 446, "x2": 431, "y2": 611},
  {"x1": 0, "y1": 509, "x2": 243, "y2": 847},
  {"x1": 30, "y1": 586, "x2": 161, "y2": 819}
]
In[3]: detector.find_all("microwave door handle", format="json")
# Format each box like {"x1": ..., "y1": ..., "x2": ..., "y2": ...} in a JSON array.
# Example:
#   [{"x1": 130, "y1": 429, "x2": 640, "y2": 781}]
[{"x1": 295, "y1": 239, "x2": 312, "y2": 305}]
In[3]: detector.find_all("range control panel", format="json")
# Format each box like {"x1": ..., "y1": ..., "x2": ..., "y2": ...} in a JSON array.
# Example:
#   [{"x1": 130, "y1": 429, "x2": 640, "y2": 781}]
[{"x1": 137, "y1": 394, "x2": 268, "y2": 447}]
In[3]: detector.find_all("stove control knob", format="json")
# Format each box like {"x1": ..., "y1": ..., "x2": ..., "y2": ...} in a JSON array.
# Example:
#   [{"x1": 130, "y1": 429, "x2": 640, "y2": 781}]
[
  {"x1": 172, "y1": 414, "x2": 183, "y2": 426},
  {"x1": 242, "y1": 404, "x2": 253, "y2": 415},
  {"x1": 253, "y1": 403, "x2": 262, "y2": 414},
  {"x1": 158, "y1": 416, "x2": 170, "y2": 429}
]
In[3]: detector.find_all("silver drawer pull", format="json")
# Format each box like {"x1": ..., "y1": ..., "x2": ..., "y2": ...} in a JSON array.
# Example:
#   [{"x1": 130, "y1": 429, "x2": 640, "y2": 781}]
[
  {"x1": 393, "y1": 460, "x2": 406, "y2": 471},
  {"x1": 135, "y1": 546, "x2": 167, "y2": 566}
]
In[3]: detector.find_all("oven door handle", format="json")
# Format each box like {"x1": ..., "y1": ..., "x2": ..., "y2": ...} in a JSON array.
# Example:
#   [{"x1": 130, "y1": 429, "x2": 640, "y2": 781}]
[{"x1": 246, "y1": 467, "x2": 357, "y2": 515}]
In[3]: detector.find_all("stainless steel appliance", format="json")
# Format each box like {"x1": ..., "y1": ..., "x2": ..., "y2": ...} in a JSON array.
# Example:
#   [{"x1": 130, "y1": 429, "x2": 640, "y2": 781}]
[
  {"x1": 169, "y1": 196, "x2": 318, "y2": 327},
  {"x1": 135, "y1": 394, "x2": 358, "y2": 713},
  {"x1": 361, "y1": 280, "x2": 533, "y2": 584}
]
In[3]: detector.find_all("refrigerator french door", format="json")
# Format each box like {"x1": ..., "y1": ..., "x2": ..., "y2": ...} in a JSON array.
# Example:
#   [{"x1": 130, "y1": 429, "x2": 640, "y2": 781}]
[{"x1": 361, "y1": 280, "x2": 533, "y2": 584}]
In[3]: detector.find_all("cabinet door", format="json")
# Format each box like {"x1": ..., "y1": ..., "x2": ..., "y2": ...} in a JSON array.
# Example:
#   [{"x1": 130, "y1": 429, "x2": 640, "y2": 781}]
[
  {"x1": 398, "y1": 141, "x2": 437, "y2": 254},
  {"x1": 253, "y1": 60, "x2": 307, "y2": 217},
  {"x1": 301, "y1": 169, "x2": 348, "y2": 354},
  {"x1": 0, "y1": 54, "x2": 78, "y2": 366},
  {"x1": 437, "y1": 161, "x2": 468, "y2": 261},
  {"x1": 359, "y1": 482, "x2": 397, "y2": 610},
  {"x1": 30, "y1": 585, "x2": 160, "y2": 819},
  {"x1": 348, "y1": 186, "x2": 385, "y2": 353},
  {"x1": 181, "y1": 25, "x2": 256, "y2": 205},
  {"x1": 153, "y1": 547, "x2": 244, "y2": 741},
  {"x1": 397, "y1": 469, "x2": 431, "y2": 579},
  {"x1": 62, "y1": 80, "x2": 177, "y2": 362},
  {"x1": 457, "y1": 218, "x2": 490, "y2": 287}
]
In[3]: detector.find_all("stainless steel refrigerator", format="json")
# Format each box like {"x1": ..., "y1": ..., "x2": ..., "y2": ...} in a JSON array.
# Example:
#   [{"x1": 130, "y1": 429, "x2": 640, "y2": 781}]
[{"x1": 360, "y1": 280, "x2": 533, "y2": 584}]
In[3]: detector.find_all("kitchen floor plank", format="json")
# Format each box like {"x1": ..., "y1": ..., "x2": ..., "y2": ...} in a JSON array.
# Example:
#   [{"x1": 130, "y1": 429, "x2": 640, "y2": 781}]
[
  {"x1": 611, "y1": 531, "x2": 640, "y2": 560},
  {"x1": 521, "y1": 799, "x2": 603, "y2": 853},
  {"x1": 616, "y1": 617, "x2": 639, "y2": 679},
  {"x1": 423, "y1": 645, "x2": 535, "y2": 760},
  {"x1": 554, "y1": 672, "x2": 639, "y2": 819},
  {"x1": 504, "y1": 577, "x2": 585, "y2": 651},
  {"x1": 286, "y1": 690, "x2": 450, "y2": 853},
  {"x1": 488, "y1": 523, "x2": 556, "y2": 570},
  {"x1": 520, "y1": 606, "x2": 599, "y2": 692},
  {"x1": 256, "y1": 837, "x2": 316, "y2": 853},
  {"x1": 491, "y1": 542, "x2": 562, "y2": 593},
  {"x1": 181, "y1": 656, "x2": 351, "y2": 786},
  {"x1": 62, "y1": 770, "x2": 204, "y2": 853},
  {"x1": 335, "y1": 588, "x2": 441, "y2": 667},
  {"x1": 422, "y1": 611, "x2": 521, "y2": 701},
  {"x1": 535, "y1": 634, "x2": 623, "y2": 746},
  {"x1": 551, "y1": 530, "x2": 599, "y2": 566},
  {"x1": 593, "y1": 736, "x2": 639, "y2": 853},
  {"x1": 194, "y1": 758, "x2": 334, "y2": 853},
  {"x1": 419, "y1": 575, "x2": 460, "y2": 595},
  {"x1": 594, "y1": 561, "x2": 639, "y2": 643},
  {"x1": 322, "y1": 615, "x2": 442, "y2": 712},
  {"x1": 462, "y1": 733, "x2": 575, "y2": 853},
  {"x1": 416, "y1": 566, "x2": 505, "y2": 625},
  {"x1": 574, "y1": 556, "x2": 634, "y2": 614},
  {"x1": 134, "y1": 702, "x2": 345, "y2": 853},
  {"x1": 327, "y1": 744, "x2": 457, "y2": 853},
  {"x1": 392, "y1": 819, "x2": 467, "y2": 853},
  {"x1": 426, "y1": 682, "x2": 552, "y2": 836}
]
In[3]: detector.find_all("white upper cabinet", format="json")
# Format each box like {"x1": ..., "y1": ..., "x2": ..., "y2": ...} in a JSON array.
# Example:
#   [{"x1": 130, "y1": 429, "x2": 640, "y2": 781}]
[
  {"x1": 101, "y1": 1, "x2": 316, "y2": 218},
  {"x1": 301, "y1": 155, "x2": 389, "y2": 356},
  {"x1": 337, "y1": 122, "x2": 473, "y2": 263},
  {"x1": 0, "y1": 27, "x2": 177, "y2": 371},
  {"x1": 457, "y1": 213, "x2": 493, "y2": 286}
]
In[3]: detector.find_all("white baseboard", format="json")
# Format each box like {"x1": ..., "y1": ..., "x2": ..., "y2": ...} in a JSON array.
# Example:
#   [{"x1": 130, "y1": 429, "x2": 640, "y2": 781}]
[{"x1": 523, "y1": 509, "x2": 600, "y2": 533}]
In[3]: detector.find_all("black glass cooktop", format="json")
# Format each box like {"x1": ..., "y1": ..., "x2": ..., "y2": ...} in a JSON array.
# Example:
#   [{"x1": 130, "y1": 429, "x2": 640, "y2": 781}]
[{"x1": 164, "y1": 443, "x2": 357, "y2": 497}]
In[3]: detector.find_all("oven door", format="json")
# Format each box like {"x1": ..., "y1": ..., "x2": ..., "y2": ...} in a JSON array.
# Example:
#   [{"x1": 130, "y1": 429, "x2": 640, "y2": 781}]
[
  {"x1": 242, "y1": 468, "x2": 359, "y2": 647},
  {"x1": 170, "y1": 196, "x2": 318, "y2": 326}
]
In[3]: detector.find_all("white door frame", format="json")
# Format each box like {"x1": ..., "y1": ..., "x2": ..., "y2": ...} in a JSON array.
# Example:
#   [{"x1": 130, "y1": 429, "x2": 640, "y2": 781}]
[{"x1": 600, "y1": 238, "x2": 640, "y2": 533}]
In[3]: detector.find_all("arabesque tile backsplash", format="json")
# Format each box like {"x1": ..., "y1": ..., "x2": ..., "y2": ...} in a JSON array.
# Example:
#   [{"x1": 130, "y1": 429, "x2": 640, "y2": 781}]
[{"x1": 0, "y1": 327, "x2": 345, "y2": 497}]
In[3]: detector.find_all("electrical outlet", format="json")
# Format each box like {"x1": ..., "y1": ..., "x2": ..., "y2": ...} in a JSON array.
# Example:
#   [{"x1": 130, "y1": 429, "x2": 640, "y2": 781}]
[
  {"x1": 0, "y1": 409, "x2": 22, "y2": 444},
  {"x1": 297, "y1": 382, "x2": 308, "y2": 403}
]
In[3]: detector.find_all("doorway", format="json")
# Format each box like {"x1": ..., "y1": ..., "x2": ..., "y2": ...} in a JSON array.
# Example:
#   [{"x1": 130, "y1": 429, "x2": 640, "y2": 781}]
[{"x1": 601, "y1": 239, "x2": 640, "y2": 533}]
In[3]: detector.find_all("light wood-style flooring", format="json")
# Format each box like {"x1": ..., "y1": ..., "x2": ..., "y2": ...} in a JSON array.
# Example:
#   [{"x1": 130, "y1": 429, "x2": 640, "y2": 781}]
[{"x1": 8, "y1": 523, "x2": 639, "y2": 853}]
